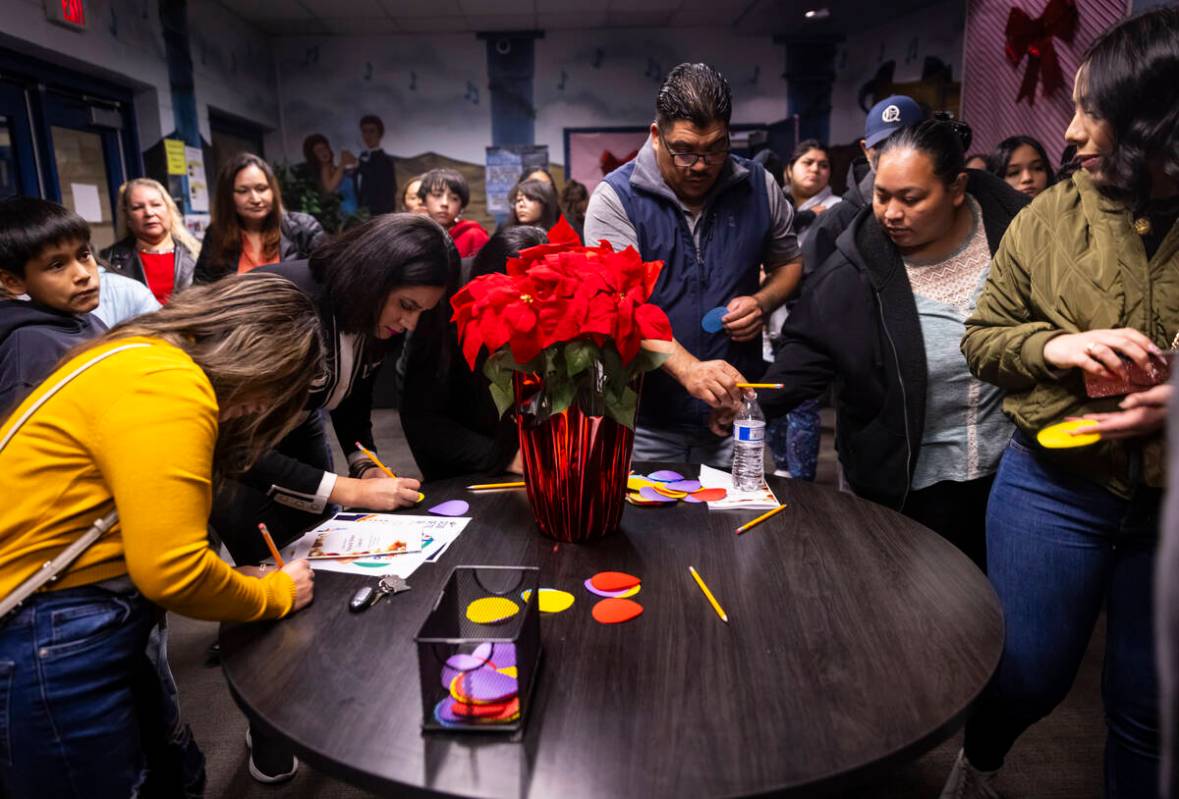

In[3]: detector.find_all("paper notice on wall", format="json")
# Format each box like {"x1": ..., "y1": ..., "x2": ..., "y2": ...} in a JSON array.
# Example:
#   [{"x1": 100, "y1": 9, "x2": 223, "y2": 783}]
[
  {"x1": 164, "y1": 139, "x2": 187, "y2": 175},
  {"x1": 70, "y1": 183, "x2": 103, "y2": 223},
  {"x1": 185, "y1": 145, "x2": 209, "y2": 212},
  {"x1": 485, "y1": 145, "x2": 548, "y2": 215}
]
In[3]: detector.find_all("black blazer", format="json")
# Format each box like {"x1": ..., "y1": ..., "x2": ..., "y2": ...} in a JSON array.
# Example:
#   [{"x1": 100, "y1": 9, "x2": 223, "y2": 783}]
[
  {"x1": 761, "y1": 170, "x2": 1029, "y2": 510},
  {"x1": 356, "y1": 149, "x2": 397, "y2": 215}
]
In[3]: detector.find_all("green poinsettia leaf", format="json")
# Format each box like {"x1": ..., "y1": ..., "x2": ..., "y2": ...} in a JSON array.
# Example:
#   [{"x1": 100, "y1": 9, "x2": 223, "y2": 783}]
[
  {"x1": 483, "y1": 350, "x2": 517, "y2": 418},
  {"x1": 603, "y1": 384, "x2": 639, "y2": 428},
  {"x1": 565, "y1": 340, "x2": 597, "y2": 378},
  {"x1": 546, "y1": 372, "x2": 576, "y2": 416}
]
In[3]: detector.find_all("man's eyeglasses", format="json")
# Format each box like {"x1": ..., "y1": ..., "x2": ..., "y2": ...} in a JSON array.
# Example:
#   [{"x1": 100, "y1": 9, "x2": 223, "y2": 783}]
[{"x1": 659, "y1": 131, "x2": 731, "y2": 168}]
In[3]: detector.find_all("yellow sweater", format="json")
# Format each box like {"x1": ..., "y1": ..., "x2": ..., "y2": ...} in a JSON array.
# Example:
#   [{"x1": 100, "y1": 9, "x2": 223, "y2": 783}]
[{"x1": 0, "y1": 337, "x2": 295, "y2": 621}]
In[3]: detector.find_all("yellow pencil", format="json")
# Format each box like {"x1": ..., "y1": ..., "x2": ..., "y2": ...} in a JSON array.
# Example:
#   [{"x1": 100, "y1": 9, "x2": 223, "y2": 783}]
[
  {"x1": 466, "y1": 481, "x2": 527, "y2": 490},
  {"x1": 736, "y1": 383, "x2": 784, "y2": 389},
  {"x1": 257, "y1": 523, "x2": 285, "y2": 568},
  {"x1": 354, "y1": 441, "x2": 397, "y2": 479},
  {"x1": 736, "y1": 503, "x2": 788, "y2": 535},
  {"x1": 689, "y1": 566, "x2": 728, "y2": 624}
]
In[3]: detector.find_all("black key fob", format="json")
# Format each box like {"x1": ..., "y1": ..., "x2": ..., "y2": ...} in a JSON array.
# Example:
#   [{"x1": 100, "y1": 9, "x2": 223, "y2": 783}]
[{"x1": 349, "y1": 586, "x2": 375, "y2": 613}]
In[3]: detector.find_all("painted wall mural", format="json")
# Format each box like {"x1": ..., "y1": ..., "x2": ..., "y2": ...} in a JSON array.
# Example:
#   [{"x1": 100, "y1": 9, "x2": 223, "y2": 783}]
[{"x1": 828, "y1": 2, "x2": 966, "y2": 146}]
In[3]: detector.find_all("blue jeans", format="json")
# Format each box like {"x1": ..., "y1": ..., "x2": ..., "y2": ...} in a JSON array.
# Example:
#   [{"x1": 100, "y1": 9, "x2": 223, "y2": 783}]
[
  {"x1": 767, "y1": 398, "x2": 820, "y2": 480},
  {"x1": 0, "y1": 585, "x2": 205, "y2": 798},
  {"x1": 633, "y1": 424, "x2": 734, "y2": 470},
  {"x1": 964, "y1": 435, "x2": 1160, "y2": 798}
]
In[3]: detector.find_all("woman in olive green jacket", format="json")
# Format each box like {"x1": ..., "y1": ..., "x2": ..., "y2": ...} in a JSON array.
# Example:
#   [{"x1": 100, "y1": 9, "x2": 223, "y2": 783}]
[{"x1": 943, "y1": 9, "x2": 1179, "y2": 798}]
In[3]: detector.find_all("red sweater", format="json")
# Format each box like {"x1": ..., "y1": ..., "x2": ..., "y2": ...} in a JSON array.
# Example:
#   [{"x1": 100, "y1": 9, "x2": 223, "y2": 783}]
[{"x1": 449, "y1": 220, "x2": 490, "y2": 258}]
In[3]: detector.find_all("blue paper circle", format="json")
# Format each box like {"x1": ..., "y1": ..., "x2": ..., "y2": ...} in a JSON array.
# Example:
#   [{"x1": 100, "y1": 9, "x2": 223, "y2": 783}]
[{"x1": 701, "y1": 306, "x2": 727, "y2": 333}]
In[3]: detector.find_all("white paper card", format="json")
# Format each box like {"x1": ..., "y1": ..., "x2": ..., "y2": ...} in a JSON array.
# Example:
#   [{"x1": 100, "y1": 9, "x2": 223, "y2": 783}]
[
  {"x1": 697, "y1": 464, "x2": 781, "y2": 511},
  {"x1": 277, "y1": 514, "x2": 471, "y2": 579},
  {"x1": 71, "y1": 183, "x2": 103, "y2": 222}
]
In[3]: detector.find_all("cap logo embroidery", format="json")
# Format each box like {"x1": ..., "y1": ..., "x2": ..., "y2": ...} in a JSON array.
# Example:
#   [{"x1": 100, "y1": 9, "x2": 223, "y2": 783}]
[{"x1": 882, "y1": 105, "x2": 901, "y2": 123}]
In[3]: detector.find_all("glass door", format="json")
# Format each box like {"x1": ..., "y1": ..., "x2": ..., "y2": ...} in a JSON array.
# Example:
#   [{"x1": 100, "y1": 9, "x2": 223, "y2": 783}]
[{"x1": 41, "y1": 91, "x2": 128, "y2": 251}]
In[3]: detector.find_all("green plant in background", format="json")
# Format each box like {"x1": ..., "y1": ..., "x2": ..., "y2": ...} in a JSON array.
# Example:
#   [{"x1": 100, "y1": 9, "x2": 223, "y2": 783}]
[{"x1": 274, "y1": 162, "x2": 370, "y2": 234}]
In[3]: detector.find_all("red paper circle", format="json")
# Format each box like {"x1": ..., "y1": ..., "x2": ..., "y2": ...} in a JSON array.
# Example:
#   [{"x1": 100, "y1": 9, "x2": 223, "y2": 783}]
[
  {"x1": 590, "y1": 571, "x2": 641, "y2": 592},
  {"x1": 592, "y1": 598, "x2": 644, "y2": 624}
]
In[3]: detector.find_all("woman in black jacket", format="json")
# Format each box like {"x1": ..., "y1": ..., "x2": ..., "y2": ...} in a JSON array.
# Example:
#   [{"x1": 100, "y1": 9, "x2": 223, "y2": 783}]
[
  {"x1": 193, "y1": 153, "x2": 324, "y2": 283},
  {"x1": 211, "y1": 213, "x2": 457, "y2": 567},
  {"x1": 400, "y1": 226, "x2": 547, "y2": 480},
  {"x1": 102, "y1": 177, "x2": 200, "y2": 302},
  {"x1": 719, "y1": 120, "x2": 1029, "y2": 568}
]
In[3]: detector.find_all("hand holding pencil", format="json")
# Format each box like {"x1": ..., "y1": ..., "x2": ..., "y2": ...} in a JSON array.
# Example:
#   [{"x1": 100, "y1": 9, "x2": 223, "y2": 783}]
[{"x1": 257, "y1": 523, "x2": 316, "y2": 612}]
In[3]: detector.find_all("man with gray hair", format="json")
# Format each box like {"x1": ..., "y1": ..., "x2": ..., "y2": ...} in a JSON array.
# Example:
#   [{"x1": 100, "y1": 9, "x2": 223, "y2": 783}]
[{"x1": 585, "y1": 62, "x2": 802, "y2": 467}]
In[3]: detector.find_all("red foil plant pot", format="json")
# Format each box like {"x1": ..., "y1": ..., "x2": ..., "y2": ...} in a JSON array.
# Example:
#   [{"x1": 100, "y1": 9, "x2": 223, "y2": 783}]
[
  {"x1": 513, "y1": 368, "x2": 641, "y2": 542},
  {"x1": 451, "y1": 218, "x2": 673, "y2": 541}
]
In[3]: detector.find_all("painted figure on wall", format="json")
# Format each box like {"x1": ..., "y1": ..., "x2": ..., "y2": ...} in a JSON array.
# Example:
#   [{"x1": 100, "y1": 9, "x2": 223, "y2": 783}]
[{"x1": 356, "y1": 114, "x2": 398, "y2": 216}]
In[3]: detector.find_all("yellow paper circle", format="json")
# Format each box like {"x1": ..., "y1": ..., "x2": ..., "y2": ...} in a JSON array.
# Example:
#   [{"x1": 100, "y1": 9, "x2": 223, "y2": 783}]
[
  {"x1": 1036, "y1": 419, "x2": 1101, "y2": 449},
  {"x1": 497, "y1": 666, "x2": 518, "y2": 679},
  {"x1": 465, "y1": 596, "x2": 520, "y2": 625},
  {"x1": 627, "y1": 475, "x2": 657, "y2": 491}
]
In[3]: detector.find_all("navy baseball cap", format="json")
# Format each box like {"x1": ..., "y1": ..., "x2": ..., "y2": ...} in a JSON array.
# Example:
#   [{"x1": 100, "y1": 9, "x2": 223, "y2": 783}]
[{"x1": 863, "y1": 95, "x2": 924, "y2": 149}]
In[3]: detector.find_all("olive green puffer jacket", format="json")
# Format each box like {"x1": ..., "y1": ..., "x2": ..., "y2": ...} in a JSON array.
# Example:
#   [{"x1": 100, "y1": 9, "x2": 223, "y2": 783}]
[{"x1": 963, "y1": 170, "x2": 1179, "y2": 498}]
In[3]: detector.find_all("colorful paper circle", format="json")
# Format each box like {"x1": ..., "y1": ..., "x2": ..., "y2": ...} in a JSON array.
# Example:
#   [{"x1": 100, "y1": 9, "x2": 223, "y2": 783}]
[
  {"x1": 1036, "y1": 419, "x2": 1101, "y2": 449},
  {"x1": 584, "y1": 578, "x2": 641, "y2": 599},
  {"x1": 465, "y1": 596, "x2": 520, "y2": 625},
  {"x1": 592, "y1": 597, "x2": 644, "y2": 624},
  {"x1": 701, "y1": 306, "x2": 727, "y2": 333},
  {"x1": 590, "y1": 571, "x2": 641, "y2": 592}
]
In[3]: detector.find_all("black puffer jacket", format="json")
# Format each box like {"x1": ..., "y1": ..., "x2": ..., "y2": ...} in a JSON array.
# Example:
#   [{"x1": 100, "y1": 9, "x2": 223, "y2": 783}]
[
  {"x1": 192, "y1": 211, "x2": 325, "y2": 284},
  {"x1": 760, "y1": 170, "x2": 1028, "y2": 510},
  {"x1": 100, "y1": 237, "x2": 198, "y2": 295}
]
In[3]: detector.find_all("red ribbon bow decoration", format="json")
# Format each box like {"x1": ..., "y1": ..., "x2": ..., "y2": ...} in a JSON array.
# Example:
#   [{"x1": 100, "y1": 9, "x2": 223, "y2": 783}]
[{"x1": 1004, "y1": 0, "x2": 1079, "y2": 105}]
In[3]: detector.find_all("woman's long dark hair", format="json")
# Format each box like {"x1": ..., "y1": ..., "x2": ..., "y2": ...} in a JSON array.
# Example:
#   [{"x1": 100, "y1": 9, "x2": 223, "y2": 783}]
[
  {"x1": 987, "y1": 135, "x2": 1057, "y2": 187},
  {"x1": 207, "y1": 153, "x2": 284, "y2": 268},
  {"x1": 308, "y1": 213, "x2": 458, "y2": 336},
  {"x1": 302, "y1": 133, "x2": 331, "y2": 192},
  {"x1": 1081, "y1": 7, "x2": 1179, "y2": 212},
  {"x1": 507, "y1": 179, "x2": 560, "y2": 230}
]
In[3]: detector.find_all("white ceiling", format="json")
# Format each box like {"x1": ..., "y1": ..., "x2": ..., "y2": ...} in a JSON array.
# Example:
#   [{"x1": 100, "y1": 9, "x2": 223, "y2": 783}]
[{"x1": 213, "y1": 0, "x2": 945, "y2": 37}]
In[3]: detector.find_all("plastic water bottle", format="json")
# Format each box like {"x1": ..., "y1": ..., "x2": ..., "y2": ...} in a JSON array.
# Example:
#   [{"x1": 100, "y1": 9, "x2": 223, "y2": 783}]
[{"x1": 731, "y1": 393, "x2": 766, "y2": 491}]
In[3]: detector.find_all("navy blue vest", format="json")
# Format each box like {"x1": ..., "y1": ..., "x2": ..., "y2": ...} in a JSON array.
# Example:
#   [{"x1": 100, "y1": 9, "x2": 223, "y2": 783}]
[{"x1": 605, "y1": 156, "x2": 770, "y2": 431}]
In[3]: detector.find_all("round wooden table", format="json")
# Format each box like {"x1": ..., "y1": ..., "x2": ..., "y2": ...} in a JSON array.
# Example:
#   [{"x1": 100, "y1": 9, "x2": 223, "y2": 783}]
[{"x1": 220, "y1": 468, "x2": 1003, "y2": 798}]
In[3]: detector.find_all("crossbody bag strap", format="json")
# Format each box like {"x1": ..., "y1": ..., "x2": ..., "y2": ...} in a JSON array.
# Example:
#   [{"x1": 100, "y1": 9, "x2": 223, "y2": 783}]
[{"x1": 0, "y1": 342, "x2": 149, "y2": 619}]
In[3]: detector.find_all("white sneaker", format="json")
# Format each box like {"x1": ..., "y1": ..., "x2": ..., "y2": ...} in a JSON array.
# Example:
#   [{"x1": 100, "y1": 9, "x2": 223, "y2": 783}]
[
  {"x1": 939, "y1": 749, "x2": 1002, "y2": 799},
  {"x1": 772, "y1": 469, "x2": 792, "y2": 478},
  {"x1": 245, "y1": 726, "x2": 299, "y2": 784}
]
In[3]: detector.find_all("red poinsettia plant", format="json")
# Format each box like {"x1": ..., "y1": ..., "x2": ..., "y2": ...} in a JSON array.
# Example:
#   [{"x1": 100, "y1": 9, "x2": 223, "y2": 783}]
[{"x1": 451, "y1": 218, "x2": 674, "y2": 427}]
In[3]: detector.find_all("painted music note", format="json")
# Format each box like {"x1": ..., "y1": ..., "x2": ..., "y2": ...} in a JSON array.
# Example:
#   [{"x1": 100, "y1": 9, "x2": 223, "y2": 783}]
[
  {"x1": 591, "y1": 48, "x2": 604, "y2": 69},
  {"x1": 645, "y1": 58, "x2": 662, "y2": 81},
  {"x1": 364, "y1": 62, "x2": 373, "y2": 81},
  {"x1": 464, "y1": 81, "x2": 480, "y2": 104},
  {"x1": 557, "y1": 69, "x2": 568, "y2": 91},
  {"x1": 748, "y1": 65, "x2": 760, "y2": 85},
  {"x1": 409, "y1": 70, "x2": 418, "y2": 91}
]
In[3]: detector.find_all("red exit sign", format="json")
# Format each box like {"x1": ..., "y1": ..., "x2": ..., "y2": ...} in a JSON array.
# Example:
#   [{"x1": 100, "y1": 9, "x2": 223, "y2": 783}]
[{"x1": 45, "y1": 0, "x2": 87, "y2": 30}]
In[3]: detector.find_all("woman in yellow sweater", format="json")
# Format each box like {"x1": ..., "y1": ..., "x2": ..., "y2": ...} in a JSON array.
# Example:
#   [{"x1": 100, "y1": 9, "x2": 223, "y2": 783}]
[{"x1": 0, "y1": 274, "x2": 321, "y2": 798}]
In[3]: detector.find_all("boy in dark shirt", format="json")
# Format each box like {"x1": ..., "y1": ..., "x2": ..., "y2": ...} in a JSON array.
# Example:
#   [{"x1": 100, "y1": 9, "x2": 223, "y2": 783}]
[{"x1": 0, "y1": 197, "x2": 106, "y2": 416}]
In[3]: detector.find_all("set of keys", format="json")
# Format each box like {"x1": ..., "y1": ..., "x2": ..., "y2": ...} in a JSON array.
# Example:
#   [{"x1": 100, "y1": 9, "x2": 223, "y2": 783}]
[{"x1": 348, "y1": 575, "x2": 410, "y2": 612}]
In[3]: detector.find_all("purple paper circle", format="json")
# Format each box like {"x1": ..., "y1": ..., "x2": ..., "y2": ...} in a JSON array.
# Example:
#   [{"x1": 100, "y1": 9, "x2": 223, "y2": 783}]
[
  {"x1": 666, "y1": 479, "x2": 701, "y2": 492},
  {"x1": 473, "y1": 641, "x2": 517, "y2": 669},
  {"x1": 452, "y1": 667, "x2": 518, "y2": 704},
  {"x1": 429, "y1": 499, "x2": 470, "y2": 516},
  {"x1": 434, "y1": 697, "x2": 465, "y2": 726},
  {"x1": 441, "y1": 652, "x2": 495, "y2": 689},
  {"x1": 647, "y1": 470, "x2": 684, "y2": 482},
  {"x1": 584, "y1": 577, "x2": 641, "y2": 598},
  {"x1": 638, "y1": 486, "x2": 679, "y2": 503},
  {"x1": 683, "y1": 493, "x2": 706, "y2": 504}
]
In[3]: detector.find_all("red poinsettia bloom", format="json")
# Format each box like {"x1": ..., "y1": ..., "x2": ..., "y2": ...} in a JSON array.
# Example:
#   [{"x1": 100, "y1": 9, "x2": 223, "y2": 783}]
[{"x1": 452, "y1": 220, "x2": 672, "y2": 369}]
